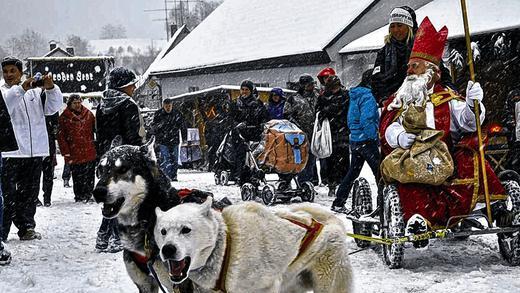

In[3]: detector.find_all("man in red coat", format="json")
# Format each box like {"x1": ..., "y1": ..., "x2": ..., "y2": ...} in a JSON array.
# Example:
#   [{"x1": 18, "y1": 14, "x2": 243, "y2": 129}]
[
  {"x1": 380, "y1": 17, "x2": 506, "y2": 237},
  {"x1": 57, "y1": 94, "x2": 97, "y2": 203}
]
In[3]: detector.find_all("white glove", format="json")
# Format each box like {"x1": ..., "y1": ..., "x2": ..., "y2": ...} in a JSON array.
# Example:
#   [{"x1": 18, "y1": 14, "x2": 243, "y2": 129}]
[
  {"x1": 397, "y1": 132, "x2": 416, "y2": 149},
  {"x1": 466, "y1": 81, "x2": 483, "y2": 107}
]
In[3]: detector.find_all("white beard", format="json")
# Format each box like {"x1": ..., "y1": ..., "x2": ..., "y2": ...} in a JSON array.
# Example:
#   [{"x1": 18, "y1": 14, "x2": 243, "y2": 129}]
[{"x1": 387, "y1": 69, "x2": 434, "y2": 111}]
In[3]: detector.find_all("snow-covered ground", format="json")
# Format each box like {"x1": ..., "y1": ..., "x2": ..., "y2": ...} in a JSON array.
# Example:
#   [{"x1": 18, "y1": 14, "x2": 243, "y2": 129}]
[{"x1": 1, "y1": 156, "x2": 519, "y2": 293}]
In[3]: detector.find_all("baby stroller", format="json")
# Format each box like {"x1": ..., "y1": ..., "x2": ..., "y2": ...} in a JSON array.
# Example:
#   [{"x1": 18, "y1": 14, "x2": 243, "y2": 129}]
[{"x1": 238, "y1": 119, "x2": 316, "y2": 205}]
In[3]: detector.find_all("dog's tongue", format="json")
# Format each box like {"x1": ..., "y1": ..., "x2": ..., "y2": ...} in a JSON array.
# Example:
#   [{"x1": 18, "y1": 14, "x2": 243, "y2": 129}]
[{"x1": 169, "y1": 259, "x2": 186, "y2": 277}]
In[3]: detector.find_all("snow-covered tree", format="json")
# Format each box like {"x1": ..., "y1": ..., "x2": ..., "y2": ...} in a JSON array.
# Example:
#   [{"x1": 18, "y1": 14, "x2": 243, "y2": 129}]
[
  {"x1": 99, "y1": 24, "x2": 127, "y2": 39},
  {"x1": 66, "y1": 34, "x2": 93, "y2": 56},
  {"x1": 5, "y1": 29, "x2": 47, "y2": 59}
]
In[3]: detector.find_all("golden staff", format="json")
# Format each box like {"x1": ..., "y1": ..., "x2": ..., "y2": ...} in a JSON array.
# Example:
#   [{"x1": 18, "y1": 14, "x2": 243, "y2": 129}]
[{"x1": 460, "y1": 0, "x2": 492, "y2": 225}]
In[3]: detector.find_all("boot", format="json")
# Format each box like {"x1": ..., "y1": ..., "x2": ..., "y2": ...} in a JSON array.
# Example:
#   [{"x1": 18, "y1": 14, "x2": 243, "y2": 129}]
[
  {"x1": 328, "y1": 184, "x2": 337, "y2": 197},
  {"x1": 95, "y1": 234, "x2": 109, "y2": 252},
  {"x1": 0, "y1": 249, "x2": 12, "y2": 265},
  {"x1": 19, "y1": 229, "x2": 42, "y2": 241},
  {"x1": 63, "y1": 179, "x2": 71, "y2": 188}
]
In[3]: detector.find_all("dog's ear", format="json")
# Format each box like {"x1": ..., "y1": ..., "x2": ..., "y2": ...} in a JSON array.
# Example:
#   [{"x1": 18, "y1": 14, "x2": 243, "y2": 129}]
[
  {"x1": 200, "y1": 196, "x2": 213, "y2": 218},
  {"x1": 110, "y1": 135, "x2": 123, "y2": 149},
  {"x1": 141, "y1": 136, "x2": 157, "y2": 163},
  {"x1": 155, "y1": 207, "x2": 163, "y2": 218}
]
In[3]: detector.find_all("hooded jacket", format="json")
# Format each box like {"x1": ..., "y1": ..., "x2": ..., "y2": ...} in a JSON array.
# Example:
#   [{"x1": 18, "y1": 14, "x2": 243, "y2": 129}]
[
  {"x1": 231, "y1": 94, "x2": 269, "y2": 141},
  {"x1": 1, "y1": 84, "x2": 63, "y2": 158},
  {"x1": 58, "y1": 105, "x2": 96, "y2": 164},
  {"x1": 266, "y1": 96, "x2": 286, "y2": 120},
  {"x1": 347, "y1": 86, "x2": 379, "y2": 142},
  {"x1": 151, "y1": 107, "x2": 187, "y2": 147},
  {"x1": 96, "y1": 89, "x2": 145, "y2": 156}
]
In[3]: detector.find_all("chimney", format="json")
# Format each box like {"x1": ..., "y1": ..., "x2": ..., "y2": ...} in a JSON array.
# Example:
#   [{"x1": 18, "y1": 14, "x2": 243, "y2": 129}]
[
  {"x1": 170, "y1": 24, "x2": 178, "y2": 38},
  {"x1": 49, "y1": 41, "x2": 57, "y2": 51},
  {"x1": 66, "y1": 46, "x2": 75, "y2": 56}
]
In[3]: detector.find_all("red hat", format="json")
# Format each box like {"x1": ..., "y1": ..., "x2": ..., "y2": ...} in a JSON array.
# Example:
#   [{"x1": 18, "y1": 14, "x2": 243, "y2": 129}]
[
  {"x1": 317, "y1": 67, "x2": 336, "y2": 77},
  {"x1": 410, "y1": 17, "x2": 448, "y2": 65}
]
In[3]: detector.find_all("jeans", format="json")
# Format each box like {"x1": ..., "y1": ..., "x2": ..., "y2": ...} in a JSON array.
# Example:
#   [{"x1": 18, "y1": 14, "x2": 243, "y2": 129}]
[
  {"x1": 158, "y1": 144, "x2": 180, "y2": 180},
  {"x1": 333, "y1": 140, "x2": 380, "y2": 208},
  {"x1": 298, "y1": 152, "x2": 316, "y2": 183}
]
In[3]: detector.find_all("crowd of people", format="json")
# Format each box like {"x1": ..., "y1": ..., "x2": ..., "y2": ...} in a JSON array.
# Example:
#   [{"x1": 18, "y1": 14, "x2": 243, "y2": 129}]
[{"x1": 0, "y1": 4, "x2": 518, "y2": 269}]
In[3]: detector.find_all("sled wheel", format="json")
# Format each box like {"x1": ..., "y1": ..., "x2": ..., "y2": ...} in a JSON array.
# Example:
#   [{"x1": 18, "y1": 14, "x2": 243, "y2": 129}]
[
  {"x1": 240, "y1": 183, "x2": 256, "y2": 201},
  {"x1": 220, "y1": 171, "x2": 230, "y2": 186},
  {"x1": 301, "y1": 182, "x2": 316, "y2": 202},
  {"x1": 214, "y1": 172, "x2": 221, "y2": 185},
  {"x1": 261, "y1": 185, "x2": 277, "y2": 206},
  {"x1": 352, "y1": 178, "x2": 373, "y2": 248},
  {"x1": 382, "y1": 184, "x2": 405, "y2": 269},
  {"x1": 497, "y1": 180, "x2": 520, "y2": 265}
]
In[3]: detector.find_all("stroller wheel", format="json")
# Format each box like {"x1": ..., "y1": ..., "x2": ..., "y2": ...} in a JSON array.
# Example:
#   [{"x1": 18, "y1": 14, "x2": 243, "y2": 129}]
[
  {"x1": 220, "y1": 171, "x2": 230, "y2": 186},
  {"x1": 301, "y1": 182, "x2": 316, "y2": 203},
  {"x1": 262, "y1": 185, "x2": 277, "y2": 206},
  {"x1": 241, "y1": 183, "x2": 256, "y2": 201},
  {"x1": 214, "y1": 172, "x2": 221, "y2": 185}
]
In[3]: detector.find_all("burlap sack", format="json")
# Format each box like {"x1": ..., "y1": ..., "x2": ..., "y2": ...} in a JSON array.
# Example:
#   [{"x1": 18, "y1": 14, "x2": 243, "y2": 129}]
[{"x1": 381, "y1": 105, "x2": 454, "y2": 185}]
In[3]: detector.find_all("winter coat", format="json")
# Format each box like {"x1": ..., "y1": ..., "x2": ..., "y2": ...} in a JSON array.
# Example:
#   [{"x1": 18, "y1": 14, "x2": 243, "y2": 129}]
[
  {"x1": 151, "y1": 108, "x2": 187, "y2": 147},
  {"x1": 58, "y1": 105, "x2": 96, "y2": 165},
  {"x1": 266, "y1": 97, "x2": 286, "y2": 120},
  {"x1": 316, "y1": 87, "x2": 350, "y2": 146},
  {"x1": 230, "y1": 94, "x2": 269, "y2": 141},
  {"x1": 348, "y1": 86, "x2": 379, "y2": 142},
  {"x1": 371, "y1": 37, "x2": 457, "y2": 106},
  {"x1": 283, "y1": 89, "x2": 318, "y2": 136},
  {"x1": 96, "y1": 89, "x2": 145, "y2": 157},
  {"x1": 0, "y1": 90, "x2": 18, "y2": 152},
  {"x1": 0, "y1": 84, "x2": 63, "y2": 158},
  {"x1": 371, "y1": 37, "x2": 412, "y2": 106}
]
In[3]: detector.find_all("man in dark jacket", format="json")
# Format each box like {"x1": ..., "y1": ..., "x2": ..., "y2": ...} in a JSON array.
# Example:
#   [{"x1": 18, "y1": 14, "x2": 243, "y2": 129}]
[
  {"x1": 40, "y1": 112, "x2": 59, "y2": 207},
  {"x1": 0, "y1": 90, "x2": 17, "y2": 265},
  {"x1": 503, "y1": 87, "x2": 520, "y2": 172},
  {"x1": 284, "y1": 74, "x2": 319, "y2": 183},
  {"x1": 332, "y1": 69, "x2": 380, "y2": 213},
  {"x1": 230, "y1": 80, "x2": 269, "y2": 183},
  {"x1": 316, "y1": 74, "x2": 350, "y2": 197},
  {"x1": 95, "y1": 66, "x2": 145, "y2": 253},
  {"x1": 151, "y1": 98, "x2": 187, "y2": 181}
]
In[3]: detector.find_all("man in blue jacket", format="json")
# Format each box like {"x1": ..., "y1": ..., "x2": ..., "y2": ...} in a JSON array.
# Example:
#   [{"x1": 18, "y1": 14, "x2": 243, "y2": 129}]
[{"x1": 332, "y1": 69, "x2": 380, "y2": 213}]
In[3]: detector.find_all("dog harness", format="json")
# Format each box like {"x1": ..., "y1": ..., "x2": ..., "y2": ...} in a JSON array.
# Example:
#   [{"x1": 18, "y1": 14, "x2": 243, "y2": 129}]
[{"x1": 213, "y1": 217, "x2": 323, "y2": 292}]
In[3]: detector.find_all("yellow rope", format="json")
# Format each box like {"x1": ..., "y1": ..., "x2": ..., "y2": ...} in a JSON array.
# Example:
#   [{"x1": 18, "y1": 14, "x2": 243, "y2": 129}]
[{"x1": 346, "y1": 229, "x2": 450, "y2": 245}]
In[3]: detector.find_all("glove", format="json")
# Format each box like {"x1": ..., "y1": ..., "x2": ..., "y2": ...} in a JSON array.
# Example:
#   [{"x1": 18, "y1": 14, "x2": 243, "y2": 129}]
[
  {"x1": 397, "y1": 132, "x2": 416, "y2": 149},
  {"x1": 466, "y1": 81, "x2": 483, "y2": 108}
]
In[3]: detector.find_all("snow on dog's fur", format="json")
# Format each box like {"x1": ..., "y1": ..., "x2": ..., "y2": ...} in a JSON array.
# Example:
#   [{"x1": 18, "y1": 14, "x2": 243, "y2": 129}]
[{"x1": 154, "y1": 197, "x2": 353, "y2": 293}]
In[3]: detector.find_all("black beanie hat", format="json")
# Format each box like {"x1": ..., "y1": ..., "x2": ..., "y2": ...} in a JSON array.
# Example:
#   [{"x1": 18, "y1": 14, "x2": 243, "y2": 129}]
[
  {"x1": 240, "y1": 79, "x2": 254, "y2": 92},
  {"x1": 108, "y1": 67, "x2": 138, "y2": 89},
  {"x1": 1, "y1": 56, "x2": 23, "y2": 72}
]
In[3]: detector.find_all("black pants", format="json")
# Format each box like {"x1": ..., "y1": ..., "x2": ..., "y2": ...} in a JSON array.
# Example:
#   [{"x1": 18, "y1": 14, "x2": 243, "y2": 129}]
[
  {"x1": 42, "y1": 155, "x2": 55, "y2": 203},
  {"x1": 1, "y1": 157, "x2": 43, "y2": 239},
  {"x1": 97, "y1": 218, "x2": 120, "y2": 243},
  {"x1": 333, "y1": 140, "x2": 380, "y2": 207},
  {"x1": 321, "y1": 143, "x2": 350, "y2": 186},
  {"x1": 70, "y1": 161, "x2": 96, "y2": 201},
  {"x1": 62, "y1": 163, "x2": 71, "y2": 181}
]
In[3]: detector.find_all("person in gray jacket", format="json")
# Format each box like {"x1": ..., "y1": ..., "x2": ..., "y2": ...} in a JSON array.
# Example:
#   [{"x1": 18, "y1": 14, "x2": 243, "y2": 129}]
[
  {"x1": 283, "y1": 74, "x2": 319, "y2": 183},
  {"x1": 0, "y1": 56, "x2": 63, "y2": 241}
]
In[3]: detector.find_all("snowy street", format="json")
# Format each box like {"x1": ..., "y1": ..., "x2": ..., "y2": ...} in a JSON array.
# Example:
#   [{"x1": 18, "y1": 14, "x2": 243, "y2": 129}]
[{"x1": 0, "y1": 156, "x2": 519, "y2": 293}]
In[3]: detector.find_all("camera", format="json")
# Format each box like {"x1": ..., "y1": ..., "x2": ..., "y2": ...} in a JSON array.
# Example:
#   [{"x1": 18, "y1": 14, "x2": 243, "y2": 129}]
[{"x1": 32, "y1": 72, "x2": 44, "y2": 87}]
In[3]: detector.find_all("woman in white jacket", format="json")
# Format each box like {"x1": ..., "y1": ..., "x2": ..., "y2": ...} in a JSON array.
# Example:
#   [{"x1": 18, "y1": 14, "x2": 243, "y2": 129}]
[{"x1": 0, "y1": 56, "x2": 63, "y2": 241}]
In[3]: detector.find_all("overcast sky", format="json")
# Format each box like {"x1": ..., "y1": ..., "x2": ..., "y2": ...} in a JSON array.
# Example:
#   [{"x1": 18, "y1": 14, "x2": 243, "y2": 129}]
[{"x1": 0, "y1": 0, "x2": 179, "y2": 42}]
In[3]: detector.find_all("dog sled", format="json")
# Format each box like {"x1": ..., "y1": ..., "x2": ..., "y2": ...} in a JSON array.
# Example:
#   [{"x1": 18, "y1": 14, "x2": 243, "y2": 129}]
[{"x1": 345, "y1": 167, "x2": 520, "y2": 268}]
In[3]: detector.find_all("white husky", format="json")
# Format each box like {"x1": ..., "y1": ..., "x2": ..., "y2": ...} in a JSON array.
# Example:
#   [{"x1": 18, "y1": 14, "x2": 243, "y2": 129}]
[{"x1": 154, "y1": 197, "x2": 353, "y2": 293}]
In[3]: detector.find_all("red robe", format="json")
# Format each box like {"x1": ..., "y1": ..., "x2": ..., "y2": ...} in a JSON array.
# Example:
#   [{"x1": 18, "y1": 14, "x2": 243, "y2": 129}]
[{"x1": 379, "y1": 84, "x2": 506, "y2": 228}]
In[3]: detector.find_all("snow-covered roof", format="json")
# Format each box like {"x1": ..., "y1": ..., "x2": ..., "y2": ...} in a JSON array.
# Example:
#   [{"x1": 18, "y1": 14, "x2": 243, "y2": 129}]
[
  {"x1": 340, "y1": 0, "x2": 520, "y2": 54},
  {"x1": 136, "y1": 25, "x2": 188, "y2": 89},
  {"x1": 89, "y1": 38, "x2": 168, "y2": 57},
  {"x1": 149, "y1": 0, "x2": 375, "y2": 74},
  {"x1": 168, "y1": 85, "x2": 296, "y2": 101}
]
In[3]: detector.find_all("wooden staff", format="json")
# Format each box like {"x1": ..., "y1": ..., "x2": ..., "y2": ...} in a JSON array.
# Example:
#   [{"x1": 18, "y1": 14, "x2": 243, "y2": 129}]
[{"x1": 460, "y1": 0, "x2": 492, "y2": 225}]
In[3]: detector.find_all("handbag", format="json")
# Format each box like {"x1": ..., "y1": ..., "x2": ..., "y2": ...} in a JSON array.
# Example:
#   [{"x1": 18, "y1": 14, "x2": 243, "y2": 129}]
[{"x1": 310, "y1": 112, "x2": 333, "y2": 158}]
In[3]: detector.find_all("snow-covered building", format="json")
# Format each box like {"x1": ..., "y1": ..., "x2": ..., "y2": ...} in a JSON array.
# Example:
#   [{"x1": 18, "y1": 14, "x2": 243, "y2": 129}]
[{"x1": 147, "y1": 0, "x2": 431, "y2": 98}]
